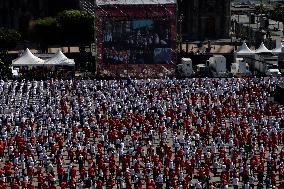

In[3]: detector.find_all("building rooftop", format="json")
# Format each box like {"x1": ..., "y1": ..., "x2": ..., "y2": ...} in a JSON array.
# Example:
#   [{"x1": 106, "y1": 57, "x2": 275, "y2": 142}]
[
  {"x1": 95, "y1": 0, "x2": 176, "y2": 5},
  {"x1": 232, "y1": 14, "x2": 284, "y2": 43},
  {"x1": 182, "y1": 44, "x2": 234, "y2": 54}
]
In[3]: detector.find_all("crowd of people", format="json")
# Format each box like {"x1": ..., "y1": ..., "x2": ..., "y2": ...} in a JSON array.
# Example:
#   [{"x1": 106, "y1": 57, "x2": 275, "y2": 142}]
[
  {"x1": 16, "y1": 68, "x2": 75, "y2": 80},
  {"x1": 0, "y1": 77, "x2": 283, "y2": 188},
  {"x1": 103, "y1": 48, "x2": 131, "y2": 64}
]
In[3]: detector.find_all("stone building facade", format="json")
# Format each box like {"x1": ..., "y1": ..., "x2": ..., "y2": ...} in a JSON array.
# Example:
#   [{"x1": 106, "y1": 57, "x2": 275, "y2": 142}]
[
  {"x1": 179, "y1": 0, "x2": 231, "y2": 40},
  {"x1": 0, "y1": 0, "x2": 48, "y2": 31},
  {"x1": 0, "y1": 0, "x2": 79, "y2": 35}
]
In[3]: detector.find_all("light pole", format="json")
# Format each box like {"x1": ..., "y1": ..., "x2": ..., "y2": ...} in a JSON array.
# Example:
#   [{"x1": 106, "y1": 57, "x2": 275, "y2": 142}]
[
  {"x1": 178, "y1": 14, "x2": 184, "y2": 52},
  {"x1": 230, "y1": 30, "x2": 234, "y2": 43},
  {"x1": 93, "y1": 0, "x2": 97, "y2": 75}
]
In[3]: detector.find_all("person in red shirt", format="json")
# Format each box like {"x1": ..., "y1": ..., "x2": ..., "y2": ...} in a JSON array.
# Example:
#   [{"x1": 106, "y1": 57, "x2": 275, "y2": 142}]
[
  {"x1": 38, "y1": 173, "x2": 44, "y2": 188},
  {"x1": 27, "y1": 166, "x2": 34, "y2": 178},
  {"x1": 59, "y1": 180, "x2": 67, "y2": 189},
  {"x1": 271, "y1": 172, "x2": 277, "y2": 187},
  {"x1": 11, "y1": 179, "x2": 20, "y2": 189},
  {"x1": 49, "y1": 184, "x2": 56, "y2": 189},
  {"x1": 28, "y1": 181, "x2": 35, "y2": 189},
  {"x1": 107, "y1": 177, "x2": 115, "y2": 189},
  {"x1": 80, "y1": 167, "x2": 85, "y2": 180},
  {"x1": 0, "y1": 181, "x2": 6, "y2": 189},
  {"x1": 96, "y1": 179, "x2": 103, "y2": 189},
  {"x1": 279, "y1": 164, "x2": 284, "y2": 180},
  {"x1": 136, "y1": 179, "x2": 143, "y2": 189},
  {"x1": 70, "y1": 166, "x2": 77, "y2": 179},
  {"x1": 69, "y1": 178, "x2": 76, "y2": 189},
  {"x1": 21, "y1": 179, "x2": 28, "y2": 189},
  {"x1": 279, "y1": 182, "x2": 284, "y2": 189},
  {"x1": 58, "y1": 165, "x2": 65, "y2": 181},
  {"x1": 68, "y1": 150, "x2": 74, "y2": 162}
]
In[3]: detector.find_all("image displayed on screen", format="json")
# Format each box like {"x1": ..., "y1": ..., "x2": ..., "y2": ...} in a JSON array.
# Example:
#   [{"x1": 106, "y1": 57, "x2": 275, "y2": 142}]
[{"x1": 102, "y1": 19, "x2": 171, "y2": 64}]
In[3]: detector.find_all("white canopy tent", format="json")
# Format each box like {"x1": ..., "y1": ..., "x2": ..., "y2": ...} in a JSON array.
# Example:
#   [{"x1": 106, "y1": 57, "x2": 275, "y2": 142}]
[
  {"x1": 255, "y1": 42, "x2": 271, "y2": 54},
  {"x1": 12, "y1": 48, "x2": 44, "y2": 67},
  {"x1": 236, "y1": 42, "x2": 255, "y2": 55},
  {"x1": 44, "y1": 51, "x2": 75, "y2": 67},
  {"x1": 272, "y1": 42, "x2": 284, "y2": 54}
]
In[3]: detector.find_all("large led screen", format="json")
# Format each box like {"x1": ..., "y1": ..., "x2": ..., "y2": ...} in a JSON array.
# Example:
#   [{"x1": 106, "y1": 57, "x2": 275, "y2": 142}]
[{"x1": 102, "y1": 19, "x2": 171, "y2": 64}]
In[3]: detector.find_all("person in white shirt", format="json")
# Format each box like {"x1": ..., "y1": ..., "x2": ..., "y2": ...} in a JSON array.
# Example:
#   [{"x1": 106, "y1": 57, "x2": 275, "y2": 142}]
[
  {"x1": 174, "y1": 141, "x2": 180, "y2": 153},
  {"x1": 249, "y1": 175, "x2": 255, "y2": 189},
  {"x1": 169, "y1": 160, "x2": 174, "y2": 172},
  {"x1": 91, "y1": 181, "x2": 97, "y2": 189},
  {"x1": 244, "y1": 182, "x2": 250, "y2": 189},
  {"x1": 221, "y1": 164, "x2": 226, "y2": 174},
  {"x1": 197, "y1": 117, "x2": 202, "y2": 126},
  {"x1": 232, "y1": 177, "x2": 239, "y2": 189},
  {"x1": 156, "y1": 174, "x2": 163, "y2": 188},
  {"x1": 195, "y1": 180, "x2": 202, "y2": 189},
  {"x1": 21, "y1": 161, "x2": 26, "y2": 175},
  {"x1": 120, "y1": 180, "x2": 126, "y2": 189}
]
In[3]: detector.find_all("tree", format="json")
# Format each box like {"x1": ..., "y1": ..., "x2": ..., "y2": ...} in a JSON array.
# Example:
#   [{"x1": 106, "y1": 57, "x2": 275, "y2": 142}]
[
  {"x1": 56, "y1": 10, "x2": 95, "y2": 51},
  {"x1": 255, "y1": 4, "x2": 269, "y2": 15},
  {"x1": 30, "y1": 17, "x2": 59, "y2": 53},
  {"x1": 176, "y1": 34, "x2": 182, "y2": 51},
  {"x1": 270, "y1": 5, "x2": 284, "y2": 22},
  {"x1": 0, "y1": 28, "x2": 21, "y2": 55}
]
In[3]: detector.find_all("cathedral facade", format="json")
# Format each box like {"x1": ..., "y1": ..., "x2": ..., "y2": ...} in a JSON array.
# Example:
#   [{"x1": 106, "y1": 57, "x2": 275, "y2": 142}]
[{"x1": 179, "y1": 0, "x2": 231, "y2": 40}]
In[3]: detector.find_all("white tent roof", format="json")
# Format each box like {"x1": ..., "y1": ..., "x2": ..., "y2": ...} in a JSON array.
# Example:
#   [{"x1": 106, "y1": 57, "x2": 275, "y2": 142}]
[
  {"x1": 96, "y1": 0, "x2": 176, "y2": 5},
  {"x1": 255, "y1": 42, "x2": 271, "y2": 54},
  {"x1": 44, "y1": 51, "x2": 75, "y2": 66},
  {"x1": 236, "y1": 42, "x2": 255, "y2": 55},
  {"x1": 272, "y1": 42, "x2": 284, "y2": 54},
  {"x1": 12, "y1": 48, "x2": 44, "y2": 66}
]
